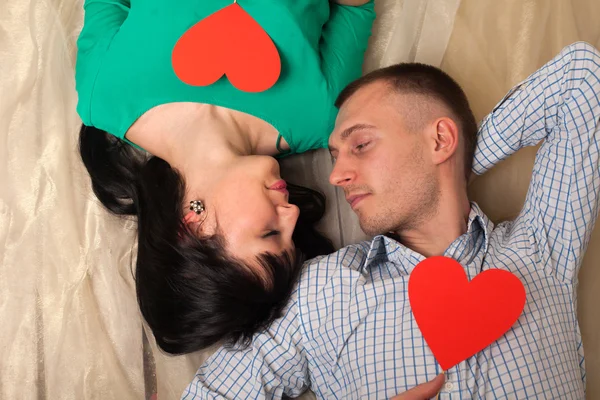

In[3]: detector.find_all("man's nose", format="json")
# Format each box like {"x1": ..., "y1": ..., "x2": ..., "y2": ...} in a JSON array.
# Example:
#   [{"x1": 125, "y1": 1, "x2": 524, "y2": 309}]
[{"x1": 329, "y1": 155, "x2": 356, "y2": 187}]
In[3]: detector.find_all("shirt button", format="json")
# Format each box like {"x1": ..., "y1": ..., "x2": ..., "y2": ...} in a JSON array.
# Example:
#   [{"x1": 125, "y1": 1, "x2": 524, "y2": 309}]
[{"x1": 443, "y1": 382, "x2": 454, "y2": 391}]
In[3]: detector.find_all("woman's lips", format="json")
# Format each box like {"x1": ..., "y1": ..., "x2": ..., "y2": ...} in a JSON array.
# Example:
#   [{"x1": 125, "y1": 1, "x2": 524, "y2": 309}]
[{"x1": 269, "y1": 179, "x2": 288, "y2": 194}]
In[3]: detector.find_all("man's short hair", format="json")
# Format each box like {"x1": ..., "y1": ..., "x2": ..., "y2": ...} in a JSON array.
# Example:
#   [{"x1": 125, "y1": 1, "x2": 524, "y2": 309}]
[{"x1": 335, "y1": 63, "x2": 477, "y2": 180}]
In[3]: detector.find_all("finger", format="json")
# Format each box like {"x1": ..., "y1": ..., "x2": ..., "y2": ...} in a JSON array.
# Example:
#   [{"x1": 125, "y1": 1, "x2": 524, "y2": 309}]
[{"x1": 390, "y1": 373, "x2": 446, "y2": 400}]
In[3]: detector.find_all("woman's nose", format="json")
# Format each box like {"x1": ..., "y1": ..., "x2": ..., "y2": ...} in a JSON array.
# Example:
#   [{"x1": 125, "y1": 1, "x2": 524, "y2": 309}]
[
  {"x1": 278, "y1": 203, "x2": 300, "y2": 221},
  {"x1": 261, "y1": 155, "x2": 281, "y2": 177}
]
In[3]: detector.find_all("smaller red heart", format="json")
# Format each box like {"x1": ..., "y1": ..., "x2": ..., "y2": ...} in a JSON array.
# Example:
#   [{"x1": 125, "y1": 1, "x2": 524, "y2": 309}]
[
  {"x1": 408, "y1": 256, "x2": 526, "y2": 371},
  {"x1": 172, "y1": 3, "x2": 281, "y2": 93}
]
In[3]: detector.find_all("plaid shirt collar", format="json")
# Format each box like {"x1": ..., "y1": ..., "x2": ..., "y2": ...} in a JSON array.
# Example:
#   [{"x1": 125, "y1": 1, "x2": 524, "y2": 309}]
[{"x1": 362, "y1": 202, "x2": 493, "y2": 276}]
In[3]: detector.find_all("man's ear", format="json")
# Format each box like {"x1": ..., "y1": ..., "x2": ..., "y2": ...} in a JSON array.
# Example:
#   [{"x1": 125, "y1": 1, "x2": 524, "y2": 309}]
[{"x1": 430, "y1": 117, "x2": 459, "y2": 165}]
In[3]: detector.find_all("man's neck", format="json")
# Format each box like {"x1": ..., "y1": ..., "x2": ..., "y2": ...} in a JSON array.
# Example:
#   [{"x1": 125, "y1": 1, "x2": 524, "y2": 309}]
[{"x1": 393, "y1": 187, "x2": 471, "y2": 258}]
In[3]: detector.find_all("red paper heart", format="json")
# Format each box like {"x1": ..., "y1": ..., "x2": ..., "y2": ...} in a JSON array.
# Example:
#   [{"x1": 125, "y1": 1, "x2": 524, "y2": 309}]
[
  {"x1": 408, "y1": 256, "x2": 526, "y2": 371},
  {"x1": 172, "y1": 3, "x2": 281, "y2": 93}
]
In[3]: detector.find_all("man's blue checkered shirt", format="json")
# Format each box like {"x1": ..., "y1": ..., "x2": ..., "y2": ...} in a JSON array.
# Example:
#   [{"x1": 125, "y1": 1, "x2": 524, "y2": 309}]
[{"x1": 182, "y1": 42, "x2": 600, "y2": 400}]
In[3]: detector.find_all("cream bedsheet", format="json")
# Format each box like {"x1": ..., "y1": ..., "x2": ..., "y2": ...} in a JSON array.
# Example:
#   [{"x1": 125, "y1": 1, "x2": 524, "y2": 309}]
[{"x1": 0, "y1": 0, "x2": 598, "y2": 399}]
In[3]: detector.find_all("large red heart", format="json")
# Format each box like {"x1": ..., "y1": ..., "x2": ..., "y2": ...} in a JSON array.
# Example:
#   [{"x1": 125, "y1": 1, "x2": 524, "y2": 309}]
[
  {"x1": 172, "y1": 3, "x2": 281, "y2": 93},
  {"x1": 408, "y1": 256, "x2": 526, "y2": 371}
]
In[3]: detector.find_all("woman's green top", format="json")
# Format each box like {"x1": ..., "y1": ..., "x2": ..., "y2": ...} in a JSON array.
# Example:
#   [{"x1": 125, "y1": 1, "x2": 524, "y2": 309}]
[{"x1": 75, "y1": 0, "x2": 375, "y2": 154}]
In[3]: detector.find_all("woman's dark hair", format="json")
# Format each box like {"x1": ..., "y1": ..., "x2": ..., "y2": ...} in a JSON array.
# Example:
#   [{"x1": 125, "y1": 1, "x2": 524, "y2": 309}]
[{"x1": 79, "y1": 125, "x2": 333, "y2": 354}]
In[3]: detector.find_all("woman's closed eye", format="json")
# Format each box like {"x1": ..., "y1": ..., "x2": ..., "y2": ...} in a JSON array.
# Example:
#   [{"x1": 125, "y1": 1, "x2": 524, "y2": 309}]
[{"x1": 262, "y1": 230, "x2": 280, "y2": 238}]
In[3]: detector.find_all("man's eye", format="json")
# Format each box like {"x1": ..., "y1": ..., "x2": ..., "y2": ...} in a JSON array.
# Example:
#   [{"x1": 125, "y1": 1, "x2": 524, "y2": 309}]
[
  {"x1": 355, "y1": 142, "x2": 370, "y2": 151},
  {"x1": 262, "y1": 230, "x2": 280, "y2": 238}
]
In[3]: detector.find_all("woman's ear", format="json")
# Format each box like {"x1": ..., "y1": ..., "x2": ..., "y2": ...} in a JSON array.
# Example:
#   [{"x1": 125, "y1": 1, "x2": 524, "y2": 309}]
[
  {"x1": 183, "y1": 210, "x2": 203, "y2": 225},
  {"x1": 182, "y1": 210, "x2": 205, "y2": 236},
  {"x1": 183, "y1": 209, "x2": 217, "y2": 237}
]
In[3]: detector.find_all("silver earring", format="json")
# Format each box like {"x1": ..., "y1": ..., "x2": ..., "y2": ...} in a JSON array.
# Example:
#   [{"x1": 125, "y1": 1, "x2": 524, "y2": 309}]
[{"x1": 189, "y1": 200, "x2": 205, "y2": 214}]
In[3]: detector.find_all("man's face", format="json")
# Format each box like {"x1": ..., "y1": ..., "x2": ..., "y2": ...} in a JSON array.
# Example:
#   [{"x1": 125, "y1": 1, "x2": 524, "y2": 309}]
[{"x1": 328, "y1": 81, "x2": 440, "y2": 236}]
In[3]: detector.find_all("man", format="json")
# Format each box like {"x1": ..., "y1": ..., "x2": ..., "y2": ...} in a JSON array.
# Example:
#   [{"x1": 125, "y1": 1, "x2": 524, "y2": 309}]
[{"x1": 182, "y1": 42, "x2": 600, "y2": 399}]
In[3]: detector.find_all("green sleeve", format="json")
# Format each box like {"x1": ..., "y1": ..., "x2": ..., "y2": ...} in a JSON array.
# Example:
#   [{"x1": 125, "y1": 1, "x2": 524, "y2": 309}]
[
  {"x1": 75, "y1": 0, "x2": 130, "y2": 126},
  {"x1": 319, "y1": 0, "x2": 376, "y2": 96}
]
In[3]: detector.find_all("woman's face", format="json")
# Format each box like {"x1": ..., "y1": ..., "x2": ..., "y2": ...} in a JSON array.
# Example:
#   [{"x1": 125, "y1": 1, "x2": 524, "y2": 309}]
[{"x1": 193, "y1": 155, "x2": 300, "y2": 263}]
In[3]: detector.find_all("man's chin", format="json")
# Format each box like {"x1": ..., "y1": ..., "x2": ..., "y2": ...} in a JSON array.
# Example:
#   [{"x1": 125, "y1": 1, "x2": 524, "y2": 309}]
[{"x1": 358, "y1": 216, "x2": 390, "y2": 237}]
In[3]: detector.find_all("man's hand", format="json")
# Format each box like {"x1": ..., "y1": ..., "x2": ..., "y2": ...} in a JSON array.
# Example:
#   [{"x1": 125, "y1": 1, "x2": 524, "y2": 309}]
[
  {"x1": 332, "y1": 0, "x2": 371, "y2": 5},
  {"x1": 390, "y1": 373, "x2": 445, "y2": 400}
]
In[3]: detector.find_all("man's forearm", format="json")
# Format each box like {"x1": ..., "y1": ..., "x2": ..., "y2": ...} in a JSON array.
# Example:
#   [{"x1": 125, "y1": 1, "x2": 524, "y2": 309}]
[{"x1": 472, "y1": 43, "x2": 600, "y2": 176}]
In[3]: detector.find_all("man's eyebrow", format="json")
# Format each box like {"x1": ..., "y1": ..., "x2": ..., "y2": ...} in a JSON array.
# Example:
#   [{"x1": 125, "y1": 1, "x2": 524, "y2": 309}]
[
  {"x1": 340, "y1": 123, "x2": 376, "y2": 140},
  {"x1": 328, "y1": 124, "x2": 376, "y2": 152}
]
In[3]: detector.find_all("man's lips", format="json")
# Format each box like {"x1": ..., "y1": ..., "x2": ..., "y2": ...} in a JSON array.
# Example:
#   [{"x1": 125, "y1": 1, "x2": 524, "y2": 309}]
[{"x1": 345, "y1": 193, "x2": 370, "y2": 209}]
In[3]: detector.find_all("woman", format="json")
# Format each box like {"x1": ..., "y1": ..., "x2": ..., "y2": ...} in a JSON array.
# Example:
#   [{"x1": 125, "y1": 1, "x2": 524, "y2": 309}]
[{"x1": 75, "y1": 0, "x2": 375, "y2": 354}]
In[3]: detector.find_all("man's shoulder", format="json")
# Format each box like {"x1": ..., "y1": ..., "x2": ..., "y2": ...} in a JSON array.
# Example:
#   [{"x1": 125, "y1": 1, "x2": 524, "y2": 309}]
[
  {"x1": 298, "y1": 240, "x2": 372, "y2": 287},
  {"x1": 304, "y1": 240, "x2": 372, "y2": 267}
]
